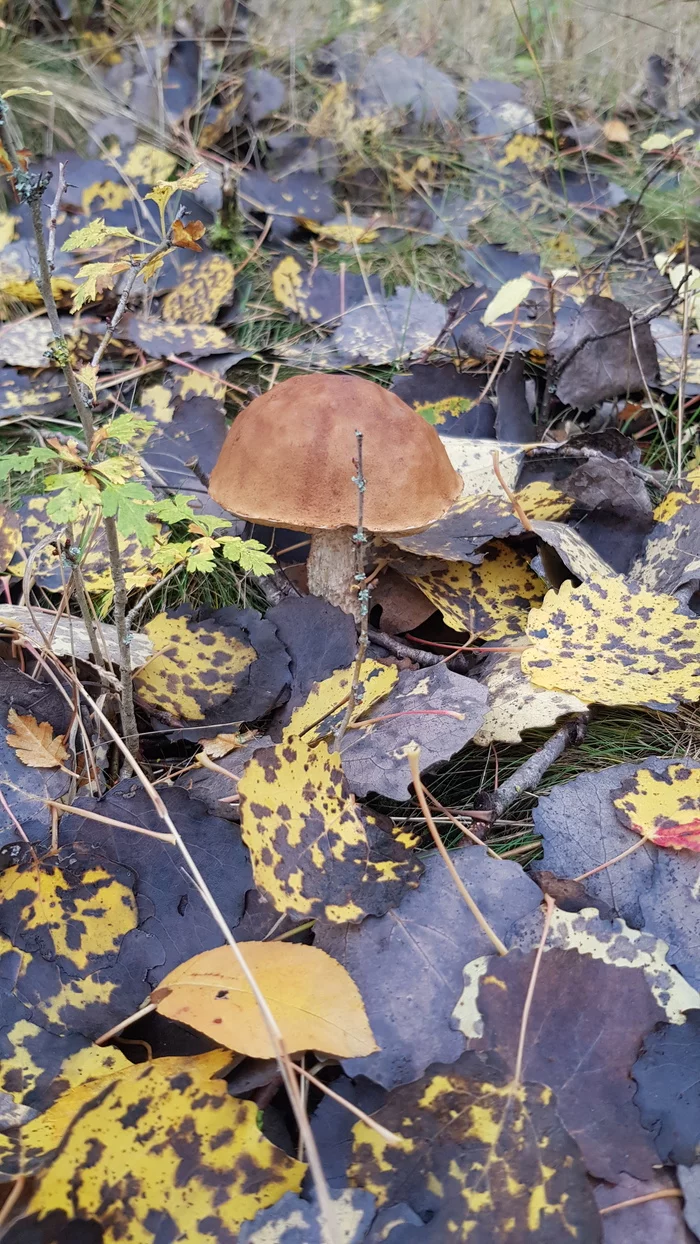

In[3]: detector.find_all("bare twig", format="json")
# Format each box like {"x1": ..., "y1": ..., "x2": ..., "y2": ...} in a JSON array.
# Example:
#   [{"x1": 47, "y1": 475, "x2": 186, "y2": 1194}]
[
  {"x1": 676, "y1": 233, "x2": 691, "y2": 484},
  {"x1": 424, "y1": 787, "x2": 500, "y2": 857},
  {"x1": 90, "y1": 228, "x2": 178, "y2": 374},
  {"x1": 103, "y1": 514, "x2": 138, "y2": 760},
  {"x1": 492, "y1": 450, "x2": 534, "y2": 532},
  {"x1": 574, "y1": 836, "x2": 648, "y2": 881},
  {"x1": 407, "y1": 744, "x2": 508, "y2": 956},
  {"x1": 367, "y1": 627, "x2": 472, "y2": 675},
  {"x1": 482, "y1": 716, "x2": 587, "y2": 820},
  {"x1": 599, "y1": 1189, "x2": 683, "y2": 1215},
  {"x1": 46, "y1": 162, "x2": 66, "y2": 273},
  {"x1": 335, "y1": 431, "x2": 370, "y2": 747}
]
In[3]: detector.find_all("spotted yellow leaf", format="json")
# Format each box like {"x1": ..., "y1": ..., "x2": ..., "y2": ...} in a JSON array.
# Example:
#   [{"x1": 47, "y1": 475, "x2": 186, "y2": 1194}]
[
  {"x1": 411, "y1": 541, "x2": 545, "y2": 639},
  {"x1": 161, "y1": 253, "x2": 235, "y2": 324},
  {"x1": 121, "y1": 142, "x2": 177, "y2": 185},
  {"x1": 238, "y1": 737, "x2": 422, "y2": 923},
  {"x1": 474, "y1": 644, "x2": 586, "y2": 745},
  {"x1": 284, "y1": 659, "x2": 398, "y2": 741},
  {"x1": 613, "y1": 763, "x2": 700, "y2": 851},
  {"x1": 523, "y1": 577, "x2": 700, "y2": 708},
  {"x1": 153, "y1": 941, "x2": 377, "y2": 1058},
  {"x1": 348, "y1": 1052, "x2": 599, "y2": 1239},
  {"x1": 3, "y1": 1051, "x2": 305, "y2": 1243},
  {"x1": 134, "y1": 612, "x2": 256, "y2": 721}
]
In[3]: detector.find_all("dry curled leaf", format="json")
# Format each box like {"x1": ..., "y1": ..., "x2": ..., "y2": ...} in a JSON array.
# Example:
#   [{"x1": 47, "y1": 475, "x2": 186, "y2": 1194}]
[
  {"x1": 152, "y1": 941, "x2": 378, "y2": 1058},
  {"x1": 6, "y1": 709, "x2": 68, "y2": 770},
  {"x1": 171, "y1": 217, "x2": 206, "y2": 250}
]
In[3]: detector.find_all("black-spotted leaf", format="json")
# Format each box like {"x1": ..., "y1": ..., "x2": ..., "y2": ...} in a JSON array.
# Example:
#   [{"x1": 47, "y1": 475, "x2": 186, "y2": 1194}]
[
  {"x1": 238, "y1": 737, "x2": 422, "y2": 923},
  {"x1": 474, "y1": 645, "x2": 586, "y2": 745},
  {"x1": 410, "y1": 541, "x2": 545, "y2": 638},
  {"x1": 240, "y1": 1189, "x2": 377, "y2": 1244},
  {"x1": 284, "y1": 660, "x2": 398, "y2": 741},
  {"x1": 348, "y1": 1051, "x2": 601, "y2": 1242},
  {"x1": 523, "y1": 577, "x2": 700, "y2": 708},
  {"x1": 152, "y1": 941, "x2": 377, "y2": 1058},
  {"x1": 613, "y1": 762, "x2": 700, "y2": 851},
  {"x1": 2, "y1": 1050, "x2": 305, "y2": 1244}
]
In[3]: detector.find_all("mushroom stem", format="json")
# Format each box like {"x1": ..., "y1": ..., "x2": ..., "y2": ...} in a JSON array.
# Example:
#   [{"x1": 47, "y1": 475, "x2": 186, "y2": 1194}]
[{"x1": 307, "y1": 528, "x2": 360, "y2": 620}]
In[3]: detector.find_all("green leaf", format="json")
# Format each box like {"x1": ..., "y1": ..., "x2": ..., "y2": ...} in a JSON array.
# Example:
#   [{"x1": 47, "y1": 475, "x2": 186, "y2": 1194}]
[
  {"x1": 61, "y1": 219, "x2": 138, "y2": 252},
  {"x1": 101, "y1": 481, "x2": 157, "y2": 547},
  {"x1": 189, "y1": 514, "x2": 232, "y2": 537},
  {"x1": 150, "y1": 542, "x2": 190, "y2": 572},
  {"x1": 186, "y1": 539, "x2": 219, "y2": 573},
  {"x1": 151, "y1": 495, "x2": 200, "y2": 525},
  {"x1": 219, "y1": 536, "x2": 275, "y2": 575},
  {"x1": 0, "y1": 447, "x2": 55, "y2": 482},
  {"x1": 45, "y1": 473, "x2": 102, "y2": 524},
  {"x1": 101, "y1": 413, "x2": 153, "y2": 444}
]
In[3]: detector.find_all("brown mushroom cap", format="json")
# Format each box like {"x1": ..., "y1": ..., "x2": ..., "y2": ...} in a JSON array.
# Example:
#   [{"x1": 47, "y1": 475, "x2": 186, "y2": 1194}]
[{"x1": 209, "y1": 373, "x2": 462, "y2": 532}]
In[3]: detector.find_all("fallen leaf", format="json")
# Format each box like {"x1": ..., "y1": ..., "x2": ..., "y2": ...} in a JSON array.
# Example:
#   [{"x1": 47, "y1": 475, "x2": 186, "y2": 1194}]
[
  {"x1": 389, "y1": 491, "x2": 521, "y2": 561},
  {"x1": 161, "y1": 252, "x2": 235, "y2": 323},
  {"x1": 0, "y1": 503, "x2": 21, "y2": 572},
  {"x1": 595, "y1": 1170, "x2": 693, "y2": 1244},
  {"x1": 3, "y1": 1051, "x2": 305, "y2": 1241},
  {"x1": 523, "y1": 577, "x2": 700, "y2": 708},
  {"x1": 389, "y1": 362, "x2": 496, "y2": 437},
  {"x1": 117, "y1": 317, "x2": 236, "y2": 359},
  {"x1": 271, "y1": 255, "x2": 382, "y2": 324},
  {"x1": 355, "y1": 48, "x2": 459, "y2": 124},
  {"x1": 6, "y1": 710, "x2": 68, "y2": 770},
  {"x1": 482, "y1": 274, "x2": 533, "y2": 326},
  {"x1": 529, "y1": 518, "x2": 618, "y2": 583},
  {"x1": 320, "y1": 287, "x2": 445, "y2": 367},
  {"x1": 633, "y1": 1010, "x2": 700, "y2": 1165},
  {"x1": 348, "y1": 1050, "x2": 602, "y2": 1240},
  {"x1": 631, "y1": 469, "x2": 700, "y2": 593},
  {"x1": 315, "y1": 847, "x2": 542, "y2": 1088},
  {"x1": 283, "y1": 659, "x2": 398, "y2": 741},
  {"x1": 134, "y1": 607, "x2": 290, "y2": 726},
  {"x1": 462, "y1": 946, "x2": 662, "y2": 1180},
  {"x1": 0, "y1": 663, "x2": 74, "y2": 850},
  {"x1": 152, "y1": 941, "x2": 377, "y2": 1058},
  {"x1": 613, "y1": 762, "x2": 700, "y2": 850},
  {"x1": 335, "y1": 663, "x2": 489, "y2": 801},
  {"x1": 60, "y1": 780, "x2": 252, "y2": 984},
  {"x1": 410, "y1": 541, "x2": 545, "y2": 638},
  {"x1": 238, "y1": 736, "x2": 423, "y2": 923},
  {"x1": 266, "y1": 595, "x2": 358, "y2": 732},
  {"x1": 240, "y1": 1189, "x2": 377, "y2": 1244},
  {"x1": 532, "y1": 757, "x2": 700, "y2": 990},
  {"x1": 549, "y1": 295, "x2": 658, "y2": 408},
  {"x1": 603, "y1": 118, "x2": 631, "y2": 143},
  {"x1": 473, "y1": 643, "x2": 587, "y2": 744},
  {"x1": 239, "y1": 168, "x2": 336, "y2": 241}
]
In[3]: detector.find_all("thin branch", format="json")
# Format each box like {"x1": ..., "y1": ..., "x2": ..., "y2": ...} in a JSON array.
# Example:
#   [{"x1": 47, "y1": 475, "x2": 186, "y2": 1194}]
[
  {"x1": 367, "y1": 627, "x2": 471, "y2": 675},
  {"x1": 676, "y1": 233, "x2": 691, "y2": 484},
  {"x1": 482, "y1": 716, "x2": 587, "y2": 820},
  {"x1": 599, "y1": 1189, "x2": 683, "y2": 1215},
  {"x1": 103, "y1": 513, "x2": 139, "y2": 760},
  {"x1": 46, "y1": 162, "x2": 66, "y2": 273},
  {"x1": 424, "y1": 787, "x2": 500, "y2": 857},
  {"x1": 407, "y1": 744, "x2": 508, "y2": 956},
  {"x1": 90, "y1": 227, "x2": 179, "y2": 374},
  {"x1": 43, "y1": 797, "x2": 176, "y2": 842},
  {"x1": 491, "y1": 450, "x2": 534, "y2": 532},
  {"x1": 335, "y1": 431, "x2": 370, "y2": 747}
]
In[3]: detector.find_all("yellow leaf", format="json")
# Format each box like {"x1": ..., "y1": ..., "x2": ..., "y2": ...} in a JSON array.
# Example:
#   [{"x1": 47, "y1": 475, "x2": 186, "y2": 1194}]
[
  {"x1": 6, "y1": 708, "x2": 68, "y2": 769},
  {"x1": 5, "y1": 1052, "x2": 305, "y2": 1240},
  {"x1": 284, "y1": 659, "x2": 398, "y2": 741},
  {"x1": 153, "y1": 941, "x2": 378, "y2": 1058},
  {"x1": 238, "y1": 736, "x2": 422, "y2": 922},
  {"x1": 76, "y1": 363, "x2": 98, "y2": 401},
  {"x1": 300, "y1": 217, "x2": 379, "y2": 244},
  {"x1": 201, "y1": 732, "x2": 246, "y2": 758},
  {"x1": 161, "y1": 253, "x2": 235, "y2": 324},
  {"x1": 515, "y1": 480, "x2": 573, "y2": 521},
  {"x1": 0, "y1": 1014, "x2": 130, "y2": 1115},
  {"x1": 145, "y1": 164, "x2": 207, "y2": 231},
  {"x1": 603, "y1": 119, "x2": 631, "y2": 144},
  {"x1": 641, "y1": 128, "x2": 693, "y2": 151},
  {"x1": 134, "y1": 612, "x2": 256, "y2": 721},
  {"x1": 2, "y1": 87, "x2": 52, "y2": 99},
  {"x1": 0, "y1": 859, "x2": 136, "y2": 975},
  {"x1": 140, "y1": 250, "x2": 167, "y2": 282},
  {"x1": 71, "y1": 260, "x2": 129, "y2": 312},
  {"x1": 121, "y1": 142, "x2": 177, "y2": 185},
  {"x1": 523, "y1": 576, "x2": 700, "y2": 707},
  {"x1": 0, "y1": 211, "x2": 19, "y2": 251},
  {"x1": 613, "y1": 763, "x2": 700, "y2": 851},
  {"x1": 411, "y1": 542, "x2": 545, "y2": 639},
  {"x1": 482, "y1": 276, "x2": 533, "y2": 327},
  {"x1": 474, "y1": 643, "x2": 587, "y2": 745}
]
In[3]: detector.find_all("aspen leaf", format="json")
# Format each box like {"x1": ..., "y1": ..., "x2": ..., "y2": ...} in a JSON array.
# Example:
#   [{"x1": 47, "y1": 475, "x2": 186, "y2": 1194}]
[
  {"x1": 238, "y1": 736, "x2": 422, "y2": 923},
  {"x1": 481, "y1": 275, "x2": 533, "y2": 326},
  {"x1": 284, "y1": 659, "x2": 398, "y2": 741},
  {"x1": 613, "y1": 762, "x2": 700, "y2": 850},
  {"x1": 603, "y1": 118, "x2": 631, "y2": 143},
  {"x1": 299, "y1": 216, "x2": 379, "y2": 244},
  {"x1": 3, "y1": 1051, "x2": 305, "y2": 1242},
  {"x1": 152, "y1": 941, "x2": 378, "y2": 1058},
  {"x1": 410, "y1": 541, "x2": 545, "y2": 638},
  {"x1": 348, "y1": 1051, "x2": 601, "y2": 1241},
  {"x1": 121, "y1": 141, "x2": 177, "y2": 184},
  {"x1": 474, "y1": 645, "x2": 586, "y2": 745},
  {"x1": 161, "y1": 252, "x2": 235, "y2": 323},
  {"x1": 6, "y1": 709, "x2": 68, "y2": 769},
  {"x1": 134, "y1": 612, "x2": 256, "y2": 720},
  {"x1": 523, "y1": 577, "x2": 700, "y2": 708}
]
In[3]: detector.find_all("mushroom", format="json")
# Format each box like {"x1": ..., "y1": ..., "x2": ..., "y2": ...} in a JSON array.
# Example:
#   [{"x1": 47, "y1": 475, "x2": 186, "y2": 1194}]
[{"x1": 208, "y1": 373, "x2": 462, "y2": 618}]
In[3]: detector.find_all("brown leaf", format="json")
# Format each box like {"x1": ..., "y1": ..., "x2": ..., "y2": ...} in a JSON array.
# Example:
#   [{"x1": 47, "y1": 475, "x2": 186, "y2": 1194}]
[
  {"x1": 171, "y1": 218, "x2": 206, "y2": 252},
  {"x1": 6, "y1": 709, "x2": 68, "y2": 770}
]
